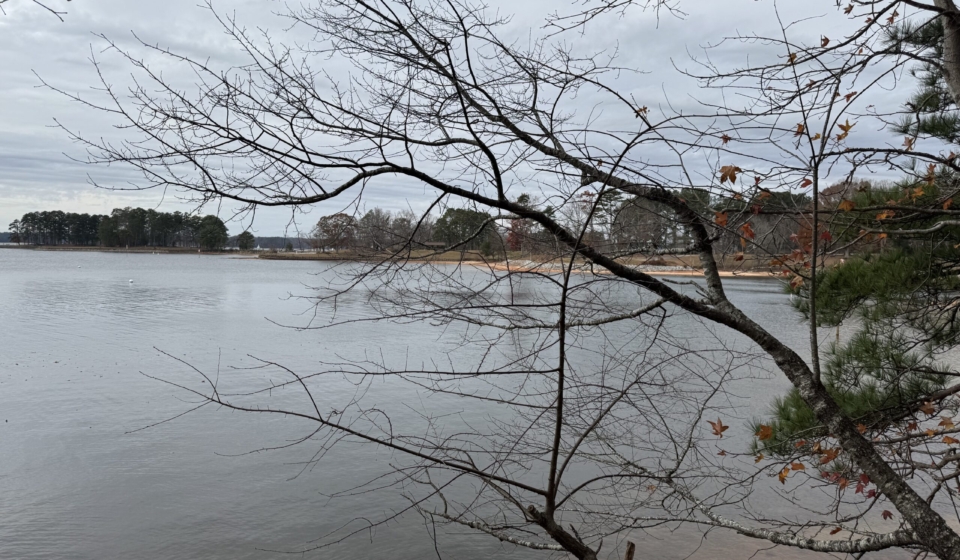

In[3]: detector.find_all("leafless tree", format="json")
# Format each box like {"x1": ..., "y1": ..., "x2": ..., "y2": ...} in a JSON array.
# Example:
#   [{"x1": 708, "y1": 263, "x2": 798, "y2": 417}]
[
  {"x1": 0, "y1": 0, "x2": 71, "y2": 21},
  {"x1": 48, "y1": 0, "x2": 960, "y2": 558}
]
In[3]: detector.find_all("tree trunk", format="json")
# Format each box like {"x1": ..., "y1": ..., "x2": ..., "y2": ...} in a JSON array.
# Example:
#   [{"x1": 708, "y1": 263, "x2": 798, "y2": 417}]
[{"x1": 936, "y1": 1, "x2": 960, "y2": 106}]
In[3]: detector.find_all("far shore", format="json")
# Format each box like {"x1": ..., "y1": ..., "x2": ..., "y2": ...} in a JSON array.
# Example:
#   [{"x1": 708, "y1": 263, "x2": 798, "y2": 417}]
[
  {"x1": 1, "y1": 244, "x2": 784, "y2": 278},
  {"x1": 0, "y1": 244, "x2": 232, "y2": 255}
]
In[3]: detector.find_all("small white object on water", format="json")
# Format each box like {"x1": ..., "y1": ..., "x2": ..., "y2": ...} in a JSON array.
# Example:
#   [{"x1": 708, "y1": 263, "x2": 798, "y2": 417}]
[{"x1": 129, "y1": 279, "x2": 134, "y2": 283}]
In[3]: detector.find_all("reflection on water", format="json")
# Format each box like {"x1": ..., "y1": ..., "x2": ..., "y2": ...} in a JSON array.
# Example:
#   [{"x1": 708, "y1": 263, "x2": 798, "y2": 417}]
[{"x1": 0, "y1": 249, "x2": 881, "y2": 560}]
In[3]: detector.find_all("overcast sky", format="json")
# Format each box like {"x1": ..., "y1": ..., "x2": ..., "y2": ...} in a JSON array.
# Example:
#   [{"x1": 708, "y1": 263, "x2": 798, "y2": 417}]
[{"x1": 0, "y1": 0, "x2": 906, "y2": 236}]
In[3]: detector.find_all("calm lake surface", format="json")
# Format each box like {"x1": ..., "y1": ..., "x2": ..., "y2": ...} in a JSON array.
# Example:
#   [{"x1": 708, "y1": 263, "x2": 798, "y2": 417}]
[{"x1": 0, "y1": 249, "x2": 834, "y2": 560}]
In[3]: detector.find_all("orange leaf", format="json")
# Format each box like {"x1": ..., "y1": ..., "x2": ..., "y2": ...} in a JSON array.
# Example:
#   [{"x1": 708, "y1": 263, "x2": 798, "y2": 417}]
[
  {"x1": 721, "y1": 134, "x2": 732, "y2": 145},
  {"x1": 838, "y1": 477, "x2": 849, "y2": 490},
  {"x1": 715, "y1": 211, "x2": 729, "y2": 227},
  {"x1": 734, "y1": 253, "x2": 745, "y2": 262},
  {"x1": 844, "y1": 91, "x2": 857, "y2": 102},
  {"x1": 820, "y1": 448, "x2": 841, "y2": 464},
  {"x1": 939, "y1": 416, "x2": 955, "y2": 429},
  {"x1": 903, "y1": 137, "x2": 914, "y2": 151},
  {"x1": 717, "y1": 449, "x2": 727, "y2": 456},
  {"x1": 756, "y1": 424, "x2": 774, "y2": 441},
  {"x1": 882, "y1": 510, "x2": 894, "y2": 520},
  {"x1": 779, "y1": 467, "x2": 790, "y2": 484},
  {"x1": 719, "y1": 165, "x2": 742, "y2": 184},
  {"x1": 708, "y1": 418, "x2": 730, "y2": 438},
  {"x1": 811, "y1": 132, "x2": 822, "y2": 141},
  {"x1": 836, "y1": 119, "x2": 855, "y2": 141},
  {"x1": 876, "y1": 210, "x2": 895, "y2": 221},
  {"x1": 857, "y1": 423, "x2": 867, "y2": 434},
  {"x1": 945, "y1": 199, "x2": 955, "y2": 210},
  {"x1": 819, "y1": 230, "x2": 833, "y2": 242},
  {"x1": 907, "y1": 421, "x2": 919, "y2": 432},
  {"x1": 755, "y1": 454, "x2": 765, "y2": 463},
  {"x1": 758, "y1": 190, "x2": 771, "y2": 200},
  {"x1": 925, "y1": 428, "x2": 937, "y2": 437},
  {"x1": 791, "y1": 462, "x2": 806, "y2": 471},
  {"x1": 844, "y1": 4, "x2": 853, "y2": 14},
  {"x1": 788, "y1": 52, "x2": 797, "y2": 65},
  {"x1": 944, "y1": 436, "x2": 960, "y2": 445},
  {"x1": 838, "y1": 199, "x2": 855, "y2": 212},
  {"x1": 741, "y1": 222, "x2": 756, "y2": 240},
  {"x1": 830, "y1": 527, "x2": 843, "y2": 535},
  {"x1": 920, "y1": 401, "x2": 936, "y2": 415},
  {"x1": 795, "y1": 440, "x2": 807, "y2": 448},
  {"x1": 800, "y1": 178, "x2": 813, "y2": 189},
  {"x1": 795, "y1": 123, "x2": 805, "y2": 137}
]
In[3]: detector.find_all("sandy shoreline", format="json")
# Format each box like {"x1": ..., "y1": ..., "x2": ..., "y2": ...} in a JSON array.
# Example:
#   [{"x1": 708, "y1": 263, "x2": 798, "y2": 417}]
[{"x1": 479, "y1": 261, "x2": 777, "y2": 278}]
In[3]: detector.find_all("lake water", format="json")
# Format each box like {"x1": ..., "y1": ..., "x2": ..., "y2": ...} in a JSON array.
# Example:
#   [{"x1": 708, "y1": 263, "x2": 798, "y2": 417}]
[{"x1": 0, "y1": 249, "x2": 862, "y2": 560}]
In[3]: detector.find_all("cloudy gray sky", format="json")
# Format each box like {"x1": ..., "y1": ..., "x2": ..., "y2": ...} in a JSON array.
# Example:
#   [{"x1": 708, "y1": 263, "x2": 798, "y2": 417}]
[{"x1": 0, "y1": 0, "x2": 905, "y2": 236}]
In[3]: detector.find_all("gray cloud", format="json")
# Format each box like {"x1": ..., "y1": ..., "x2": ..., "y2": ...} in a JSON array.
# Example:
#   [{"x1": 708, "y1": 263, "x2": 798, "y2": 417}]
[{"x1": 0, "y1": 0, "x2": 925, "y2": 235}]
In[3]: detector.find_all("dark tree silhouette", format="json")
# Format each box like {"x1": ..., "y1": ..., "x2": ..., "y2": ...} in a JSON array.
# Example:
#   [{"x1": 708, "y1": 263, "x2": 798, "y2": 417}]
[{"x1": 50, "y1": 1, "x2": 960, "y2": 558}]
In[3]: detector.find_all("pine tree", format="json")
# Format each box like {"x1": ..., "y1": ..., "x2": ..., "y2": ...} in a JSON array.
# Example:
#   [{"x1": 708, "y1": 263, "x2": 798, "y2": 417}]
[
  {"x1": 758, "y1": 17, "x2": 960, "y2": 454},
  {"x1": 887, "y1": 18, "x2": 960, "y2": 142}
]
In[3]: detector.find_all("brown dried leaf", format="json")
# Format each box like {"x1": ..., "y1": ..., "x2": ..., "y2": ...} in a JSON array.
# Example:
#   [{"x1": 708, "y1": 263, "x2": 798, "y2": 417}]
[
  {"x1": 715, "y1": 211, "x2": 729, "y2": 227},
  {"x1": 719, "y1": 165, "x2": 742, "y2": 184},
  {"x1": 778, "y1": 467, "x2": 790, "y2": 484},
  {"x1": 707, "y1": 418, "x2": 730, "y2": 438}
]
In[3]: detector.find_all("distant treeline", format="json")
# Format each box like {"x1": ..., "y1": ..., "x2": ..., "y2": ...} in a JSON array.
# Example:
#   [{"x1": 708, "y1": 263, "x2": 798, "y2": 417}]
[
  {"x1": 233, "y1": 236, "x2": 311, "y2": 250},
  {"x1": 8, "y1": 208, "x2": 229, "y2": 250}
]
